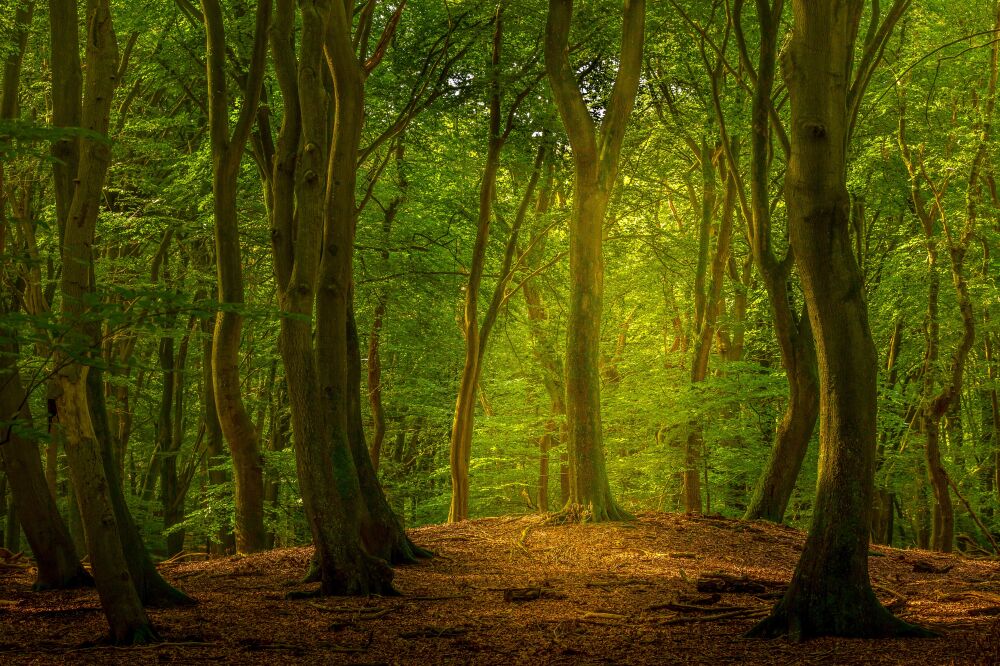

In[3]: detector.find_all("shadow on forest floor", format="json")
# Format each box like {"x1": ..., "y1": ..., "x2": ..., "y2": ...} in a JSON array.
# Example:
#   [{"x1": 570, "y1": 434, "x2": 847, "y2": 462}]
[{"x1": 1, "y1": 512, "x2": 999, "y2": 664}]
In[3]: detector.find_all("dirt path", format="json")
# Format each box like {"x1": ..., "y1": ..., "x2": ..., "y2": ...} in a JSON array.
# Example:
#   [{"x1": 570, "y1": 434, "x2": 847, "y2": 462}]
[{"x1": 2, "y1": 512, "x2": 999, "y2": 664}]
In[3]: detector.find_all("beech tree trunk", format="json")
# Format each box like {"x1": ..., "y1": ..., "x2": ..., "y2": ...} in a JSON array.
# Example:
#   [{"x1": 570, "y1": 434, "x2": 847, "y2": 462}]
[
  {"x1": 0, "y1": 333, "x2": 90, "y2": 590},
  {"x1": 721, "y1": 0, "x2": 819, "y2": 524},
  {"x1": 448, "y1": 12, "x2": 504, "y2": 522},
  {"x1": 201, "y1": 311, "x2": 235, "y2": 554},
  {"x1": 264, "y1": 0, "x2": 404, "y2": 595},
  {"x1": 52, "y1": 0, "x2": 157, "y2": 644},
  {"x1": 545, "y1": 0, "x2": 644, "y2": 521},
  {"x1": 0, "y1": 0, "x2": 90, "y2": 592},
  {"x1": 749, "y1": 0, "x2": 931, "y2": 639},
  {"x1": 200, "y1": 0, "x2": 270, "y2": 554}
]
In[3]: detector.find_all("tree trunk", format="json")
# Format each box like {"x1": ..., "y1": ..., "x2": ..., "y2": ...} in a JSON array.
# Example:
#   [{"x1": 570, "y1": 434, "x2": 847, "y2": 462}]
[
  {"x1": 367, "y1": 144, "x2": 406, "y2": 472},
  {"x1": 722, "y1": 0, "x2": 820, "y2": 525},
  {"x1": 199, "y1": 0, "x2": 270, "y2": 554},
  {"x1": 265, "y1": 0, "x2": 397, "y2": 595},
  {"x1": 544, "y1": 0, "x2": 644, "y2": 521},
  {"x1": 447, "y1": 12, "x2": 505, "y2": 523},
  {"x1": 51, "y1": 0, "x2": 158, "y2": 644},
  {"x1": 162, "y1": 316, "x2": 194, "y2": 557},
  {"x1": 744, "y1": 306, "x2": 818, "y2": 522},
  {"x1": 348, "y1": 303, "x2": 429, "y2": 562},
  {"x1": 264, "y1": 377, "x2": 289, "y2": 549},
  {"x1": 0, "y1": 332, "x2": 91, "y2": 589},
  {"x1": 367, "y1": 298, "x2": 388, "y2": 470},
  {"x1": 0, "y1": 0, "x2": 90, "y2": 592},
  {"x1": 202, "y1": 312, "x2": 234, "y2": 554},
  {"x1": 749, "y1": 0, "x2": 930, "y2": 639}
]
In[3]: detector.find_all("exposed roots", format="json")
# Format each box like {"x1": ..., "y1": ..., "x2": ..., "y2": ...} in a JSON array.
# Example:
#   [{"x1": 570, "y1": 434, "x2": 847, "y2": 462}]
[
  {"x1": 549, "y1": 501, "x2": 634, "y2": 524},
  {"x1": 141, "y1": 578, "x2": 195, "y2": 608},
  {"x1": 293, "y1": 553, "x2": 398, "y2": 598},
  {"x1": 113, "y1": 623, "x2": 161, "y2": 646},
  {"x1": 746, "y1": 593, "x2": 938, "y2": 641},
  {"x1": 32, "y1": 566, "x2": 94, "y2": 592}
]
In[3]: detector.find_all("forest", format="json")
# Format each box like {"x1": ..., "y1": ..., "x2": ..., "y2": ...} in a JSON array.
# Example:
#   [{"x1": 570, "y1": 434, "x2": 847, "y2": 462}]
[{"x1": 2, "y1": 0, "x2": 1000, "y2": 661}]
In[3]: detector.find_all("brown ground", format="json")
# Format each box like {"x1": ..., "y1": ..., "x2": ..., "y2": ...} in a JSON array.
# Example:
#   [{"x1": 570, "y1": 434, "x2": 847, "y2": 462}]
[{"x1": 2, "y1": 512, "x2": 999, "y2": 664}]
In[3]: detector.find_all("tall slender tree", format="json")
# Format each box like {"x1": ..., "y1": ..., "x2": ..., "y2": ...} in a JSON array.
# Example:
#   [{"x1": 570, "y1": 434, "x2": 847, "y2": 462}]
[
  {"x1": 51, "y1": 0, "x2": 158, "y2": 644},
  {"x1": 200, "y1": 0, "x2": 272, "y2": 554},
  {"x1": 544, "y1": 0, "x2": 645, "y2": 520}
]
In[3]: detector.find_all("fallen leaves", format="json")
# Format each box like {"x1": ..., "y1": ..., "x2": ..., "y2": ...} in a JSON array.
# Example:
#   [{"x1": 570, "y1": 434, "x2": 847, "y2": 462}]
[{"x1": 1, "y1": 512, "x2": 999, "y2": 664}]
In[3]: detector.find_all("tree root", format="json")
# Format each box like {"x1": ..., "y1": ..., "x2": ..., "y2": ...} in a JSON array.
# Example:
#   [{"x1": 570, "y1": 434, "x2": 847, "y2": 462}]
[
  {"x1": 547, "y1": 501, "x2": 634, "y2": 524},
  {"x1": 400, "y1": 626, "x2": 468, "y2": 639},
  {"x1": 746, "y1": 595, "x2": 937, "y2": 640},
  {"x1": 696, "y1": 572, "x2": 769, "y2": 594}
]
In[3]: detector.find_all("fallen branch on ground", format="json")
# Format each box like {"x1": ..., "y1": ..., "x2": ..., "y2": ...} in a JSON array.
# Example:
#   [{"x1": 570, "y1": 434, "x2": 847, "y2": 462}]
[
  {"x1": 873, "y1": 583, "x2": 907, "y2": 610},
  {"x1": 695, "y1": 572, "x2": 768, "y2": 594},
  {"x1": 660, "y1": 608, "x2": 769, "y2": 625},
  {"x1": 400, "y1": 627, "x2": 468, "y2": 639},
  {"x1": 503, "y1": 587, "x2": 564, "y2": 602}
]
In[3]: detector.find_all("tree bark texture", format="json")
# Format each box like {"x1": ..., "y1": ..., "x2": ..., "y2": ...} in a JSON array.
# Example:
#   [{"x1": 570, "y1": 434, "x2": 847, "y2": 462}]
[
  {"x1": 544, "y1": 0, "x2": 644, "y2": 521},
  {"x1": 200, "y1": 0, "x2": 271, "y2": 554},
  {"x1": 749, "y1": 0, "x2": 931, "y2": 640}
]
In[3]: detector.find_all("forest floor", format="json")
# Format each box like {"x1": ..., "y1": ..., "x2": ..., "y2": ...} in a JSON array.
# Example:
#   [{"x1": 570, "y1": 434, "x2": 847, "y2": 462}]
[{"x1": 2, "y1": 512, "x2": 1000, "y2": 664}]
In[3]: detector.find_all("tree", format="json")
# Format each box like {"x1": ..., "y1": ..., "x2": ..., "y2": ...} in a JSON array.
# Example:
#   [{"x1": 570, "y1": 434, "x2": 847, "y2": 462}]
[
  {"x1": 726, "y1": 0, "x2": 820, "y2": 524},
  {"x1": 50, "y1": 0, "x2": 158, "y2": 644},
  {"x1": 200, "y1": 0, "x2": 271, "y2": 554},
  {"x1": 544, "y1": 0, "x2": 645, "y2": 521},
  {"x1": 748, "y1": 0, "x2": 934, "y2": 639}
]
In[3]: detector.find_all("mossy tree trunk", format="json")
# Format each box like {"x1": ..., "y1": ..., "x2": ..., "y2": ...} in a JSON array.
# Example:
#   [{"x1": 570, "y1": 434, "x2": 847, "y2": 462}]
[
  {"x1": 0, "y1": 331, "x2": 90, "y2": 590},
  {"x1": 544, "y1": 0, "x2": 644, "y2": 521},
  {"x1": 716, "y1": 0, "x2": 819, "y2": 524},
  {"x1": 52, "y1": 0, "x2": 158, "y2": 644},
  {"x1": 264, "y1": 0, "x2": 410, "y2": 595},
  {"x1": 0, "y1": 0, "x2": 90, "y2": 593},
  {"x1": 749, "y1": 0, "x2": 932, "y2": 640},
  {"x1": 199, "y1": 0, "x2": 271, "y2": 555}
]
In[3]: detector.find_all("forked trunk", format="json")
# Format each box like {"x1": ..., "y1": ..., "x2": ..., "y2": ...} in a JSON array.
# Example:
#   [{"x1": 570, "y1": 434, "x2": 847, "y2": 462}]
[
  {"x1": 749, "y1": 0, "x2": 930, "y2": 639},
  {"x1": 545, "y1": 0, "x2": 644, "y2": 521}
]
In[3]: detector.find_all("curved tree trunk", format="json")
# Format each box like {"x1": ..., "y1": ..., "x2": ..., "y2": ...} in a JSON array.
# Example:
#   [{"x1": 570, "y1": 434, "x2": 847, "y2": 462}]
[
  {"x1": 0, "y1": 0, "x2": 90, "y2": 593},
  {"x1": 88, "y1": 369, "x2": 192, "y2": 606},
  {"x1": 744, "y1": 297, "x2": 818, "y2": 522},
  {"x1": 264, "y1": 0, "x2": 398, "y2": 596},
  {"x1": 53, "y1": 0, "x2": 158, "y2": 644},
  {"x1": 0, "y1": 336, "x2": 91, "y2": 590},
  {"x1": 720, "y1": 0, "x2": 819, "y2": 524},
  {"x1": 199, "y1": 0, "x2": 270, "y2": 554},
  {"x1": 447, "y1": 10, "x2": 505, "y2": 522},
  {"x1": 749, "y1": 0, "x2": 930, "y2": 640},
  {"x1": 348, "y1": 303, "x2": 429, "y2": 562}
]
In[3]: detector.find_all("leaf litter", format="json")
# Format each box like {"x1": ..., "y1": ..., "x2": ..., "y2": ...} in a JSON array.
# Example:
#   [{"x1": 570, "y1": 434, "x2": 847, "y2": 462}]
[{"x1": 1, "y1": 512, "x2": 998, "y2": 664}]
